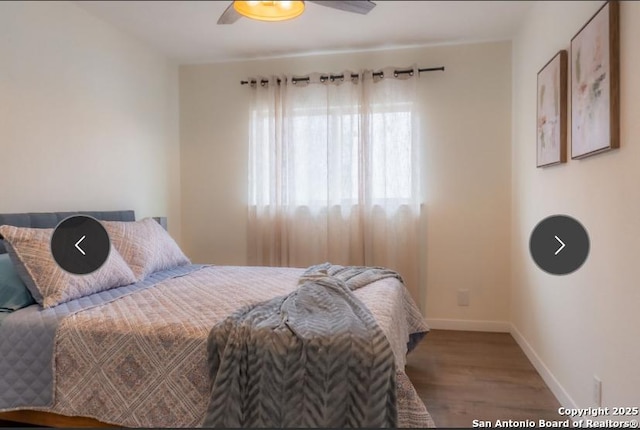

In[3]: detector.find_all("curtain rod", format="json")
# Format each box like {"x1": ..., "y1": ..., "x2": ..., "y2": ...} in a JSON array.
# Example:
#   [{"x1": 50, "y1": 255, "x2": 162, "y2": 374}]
[{"x1": 240, "y1": 66, "x2": 445, "y2": 86}]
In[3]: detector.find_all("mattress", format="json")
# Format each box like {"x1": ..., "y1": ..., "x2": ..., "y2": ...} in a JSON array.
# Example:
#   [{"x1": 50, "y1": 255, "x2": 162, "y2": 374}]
[{"x1": 0, "y1": 264, "x2": 429, "y2": 427}]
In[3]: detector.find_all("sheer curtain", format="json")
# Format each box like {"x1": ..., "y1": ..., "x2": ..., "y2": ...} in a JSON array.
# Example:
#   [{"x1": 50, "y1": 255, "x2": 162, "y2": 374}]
[{"x1": 247, "y1": 66, "x2": 421, "y2": 301}]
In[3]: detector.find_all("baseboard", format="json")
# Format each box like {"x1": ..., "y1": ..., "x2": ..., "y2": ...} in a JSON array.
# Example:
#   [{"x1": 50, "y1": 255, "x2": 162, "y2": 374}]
[
  {"x1": 425, "y1": 318, "x2": 511, "y2": 332},
  {"x1": 509, "y1": 324, "x2": 578, "y2": 410}
]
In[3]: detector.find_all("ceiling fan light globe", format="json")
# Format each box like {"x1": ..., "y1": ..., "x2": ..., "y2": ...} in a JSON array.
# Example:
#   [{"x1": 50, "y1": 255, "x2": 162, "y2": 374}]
[{"x1": 233, "y1": 0, "x2": 305, "y2": 22}]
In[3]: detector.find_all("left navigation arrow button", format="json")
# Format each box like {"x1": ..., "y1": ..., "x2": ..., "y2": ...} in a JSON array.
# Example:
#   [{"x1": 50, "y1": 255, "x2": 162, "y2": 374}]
[
  {"x1": 75, "y1": 235, "x2": 86, "y2": 255},
  {"x1": 51, "y1": 215, "x2": 111, "y2": 275}
]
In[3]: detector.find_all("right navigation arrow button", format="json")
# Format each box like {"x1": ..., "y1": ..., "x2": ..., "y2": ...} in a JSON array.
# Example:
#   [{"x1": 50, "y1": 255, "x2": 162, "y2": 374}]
[
  {"x1": 554, "y1": 235, "x2": 565, "y2": 255},
  {"x1": 529, "y1": 215, "x2": 590, "y2": 275}
]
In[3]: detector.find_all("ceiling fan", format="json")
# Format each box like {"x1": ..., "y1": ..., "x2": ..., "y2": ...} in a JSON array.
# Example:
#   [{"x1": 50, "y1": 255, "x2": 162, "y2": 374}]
[{"x1": 217, "y1": 1, "x2": 377, "y2": 24}]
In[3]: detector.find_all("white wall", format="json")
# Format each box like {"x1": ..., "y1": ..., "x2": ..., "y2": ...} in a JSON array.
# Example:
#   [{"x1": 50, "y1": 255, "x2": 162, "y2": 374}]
[
  {"x1": 180, "y1": 41, "x2": 512, "y2": 323},
  {"x1": 0, "y1": 1, "x2": 181, "y2": 241},
  {"x1": 511, "y1": 1, "x2": 640, "y2": 408}
]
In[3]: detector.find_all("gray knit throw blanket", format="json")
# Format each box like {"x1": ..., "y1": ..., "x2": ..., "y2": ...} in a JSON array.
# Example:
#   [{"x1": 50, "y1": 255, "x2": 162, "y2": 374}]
[{"x1": 203, "y1": 263, "x2": 400, "y2": 428}]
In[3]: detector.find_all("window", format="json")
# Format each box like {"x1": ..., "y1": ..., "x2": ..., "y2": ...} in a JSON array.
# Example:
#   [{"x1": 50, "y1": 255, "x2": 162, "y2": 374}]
[
  {"x1": 249, "y1": 99, "x2": 416, "y2": 208},
  {"x1": 247, "y1": 71, "x2": 421, "y2": 281}
]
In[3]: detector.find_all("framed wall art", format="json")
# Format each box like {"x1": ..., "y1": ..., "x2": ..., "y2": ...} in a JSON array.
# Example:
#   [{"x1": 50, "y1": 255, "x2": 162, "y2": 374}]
[
  {"x1": 537, "y1": 50, "x2": 567, "y2": 167},
  {"x1": 571, "y1": 0, "x2": 619, "y2": 159}
]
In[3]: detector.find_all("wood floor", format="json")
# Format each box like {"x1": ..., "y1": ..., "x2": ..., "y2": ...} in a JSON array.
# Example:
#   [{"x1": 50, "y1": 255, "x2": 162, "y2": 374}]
[
  {"x1": 1, "y1": 329, "x2": 563, "y2": 428},
  {"x1": 406, "y1": 329, "x2": 563, "y2": 428}
]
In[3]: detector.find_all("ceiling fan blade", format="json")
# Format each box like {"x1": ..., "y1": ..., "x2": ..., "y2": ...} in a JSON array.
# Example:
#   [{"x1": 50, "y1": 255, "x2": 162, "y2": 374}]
[
  {"x1": 217, "y1": 2, "x2": 242, "y2": 24},
  {"x1": 309, "y1": 1, "x2": 376, "y2": 15}
]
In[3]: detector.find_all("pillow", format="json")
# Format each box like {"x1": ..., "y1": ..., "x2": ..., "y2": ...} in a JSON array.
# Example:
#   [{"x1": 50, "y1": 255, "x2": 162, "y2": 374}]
[
  {"x1": 0, "y1": 253, "x2": 35, "y2": 312},
  {"x1": 0, "y1": 225, "x2": 137, "y2": 308},
  {"x1": 102, "y1": 218, "x2": 190, "y2": 281}
]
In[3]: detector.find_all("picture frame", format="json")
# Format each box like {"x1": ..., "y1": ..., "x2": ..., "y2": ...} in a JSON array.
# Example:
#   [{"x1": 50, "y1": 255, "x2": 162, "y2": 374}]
[
  {"x1": 570, "y1": 0, "x2": 619, "y2": 159},
  {"x1": 537, "y1": 50, "x2": 568, "y2": 167}
]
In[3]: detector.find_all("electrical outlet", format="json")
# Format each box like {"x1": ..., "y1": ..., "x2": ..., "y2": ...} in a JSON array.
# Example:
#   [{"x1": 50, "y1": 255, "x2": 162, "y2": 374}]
[
  {"x1": 457, "y1": 289, "x2": 470, "y2": 306},
  {"x1": 593, "y1": 375, "x2": 602, "y2": 407}
]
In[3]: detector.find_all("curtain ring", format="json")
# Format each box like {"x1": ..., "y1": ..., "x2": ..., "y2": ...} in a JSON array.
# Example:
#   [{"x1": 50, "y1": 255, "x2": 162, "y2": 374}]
[
  {"x1": 409, "y1": 71, "x2": 414, "y2": 76},
  {"x1": 293, "y1": 80, "x2": 297, "y2": 85},
  {"x1": 330, "y1": 76, "x2": 335, "y2": 82},
  {"x1": 341, "y1": 77, "x2": 344, "y2": 82},
  {"x1": 260, "y1": 81, "x2": 266, "y2": 87},
  {"x1": 380, "y1": 72, "x2": 384, "y2": 79},
  {"x1": 320, "y1": 77, "x2": 326, "y2": 83},
  {"x1": 394, "y1": 71, "x2": 399, "y2": 78}
]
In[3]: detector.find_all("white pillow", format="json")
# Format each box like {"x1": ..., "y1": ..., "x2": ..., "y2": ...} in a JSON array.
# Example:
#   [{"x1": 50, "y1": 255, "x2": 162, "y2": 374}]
[
  {"x1": 0, "y1": 225, "x2": 137, "y2": 308},
  {"x1": 102, "y1": 218, "x2": 190, "y2": 281}
]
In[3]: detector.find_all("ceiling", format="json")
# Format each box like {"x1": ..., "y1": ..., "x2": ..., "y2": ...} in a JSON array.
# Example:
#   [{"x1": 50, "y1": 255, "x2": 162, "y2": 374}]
[{"x1": 76, "y1": 1, "x2": 532, "y2": 64}]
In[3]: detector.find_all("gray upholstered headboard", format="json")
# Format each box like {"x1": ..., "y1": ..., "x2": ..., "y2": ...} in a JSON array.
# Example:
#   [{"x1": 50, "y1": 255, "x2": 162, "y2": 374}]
[{"x1": 0, "y1": 210, "x2": 135, "y2": 254}]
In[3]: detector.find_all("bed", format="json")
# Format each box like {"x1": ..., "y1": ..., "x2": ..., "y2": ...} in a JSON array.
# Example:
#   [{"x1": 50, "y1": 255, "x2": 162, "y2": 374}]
[{"x1": 0, "y1": 210, "x2": 433, "y2": 428}]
